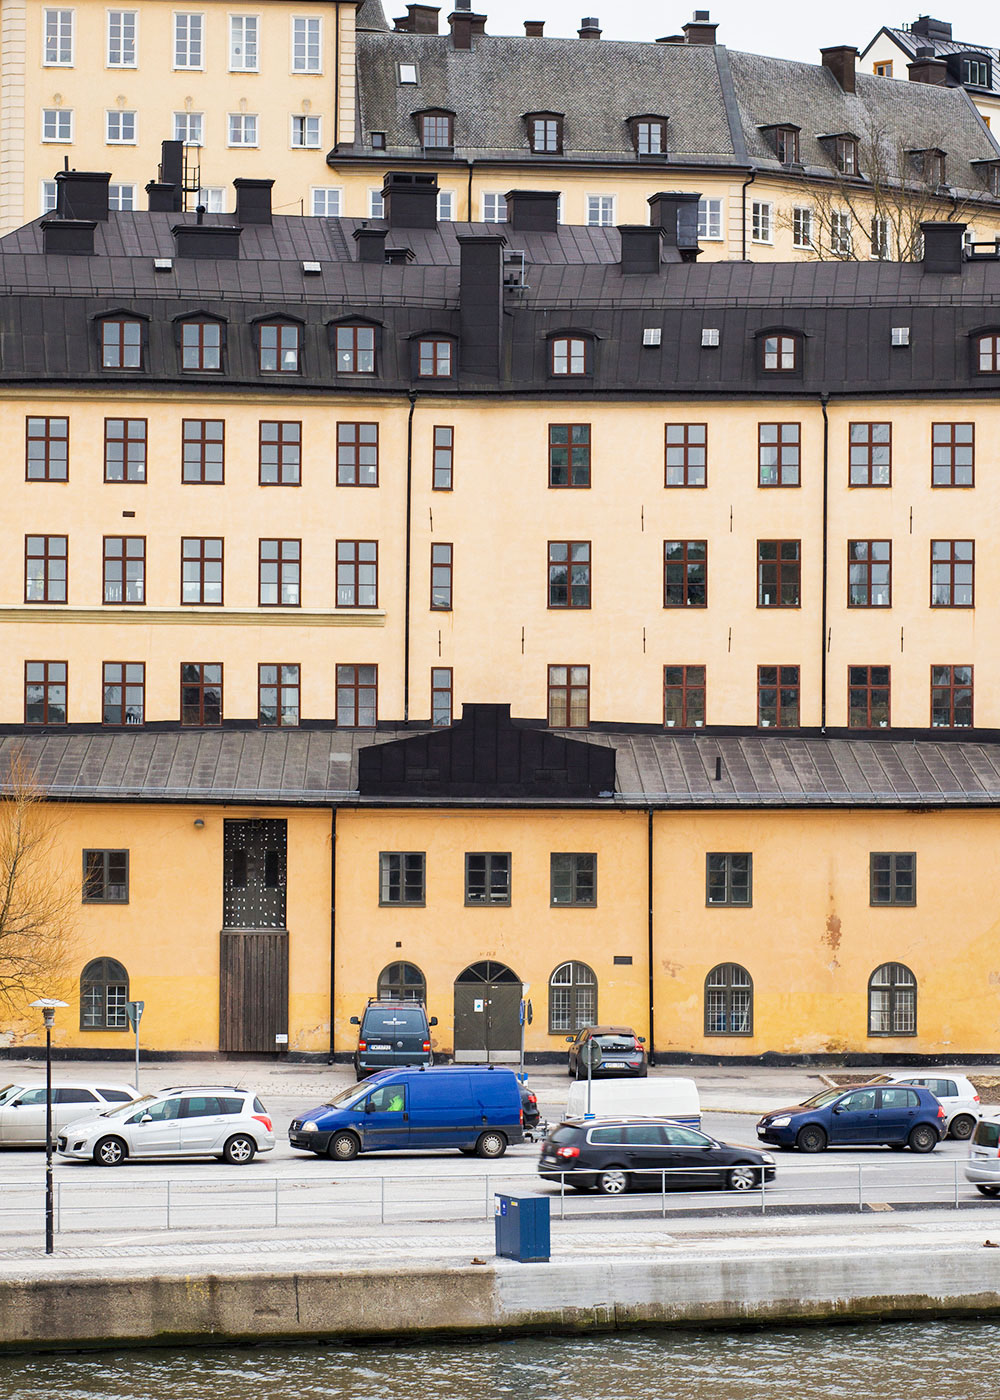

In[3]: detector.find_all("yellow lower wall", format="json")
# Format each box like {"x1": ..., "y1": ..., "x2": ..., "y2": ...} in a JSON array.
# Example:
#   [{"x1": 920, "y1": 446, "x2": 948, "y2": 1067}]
[{"x1": 4, "y1": 799, "x2": 999, "y2": 1060}]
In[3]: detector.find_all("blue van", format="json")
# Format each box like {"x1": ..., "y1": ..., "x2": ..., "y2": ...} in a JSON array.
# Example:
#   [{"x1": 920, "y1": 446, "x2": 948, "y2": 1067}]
[{"x1": 288, "y1": 1065, "x2": 524, "y2": 1161}]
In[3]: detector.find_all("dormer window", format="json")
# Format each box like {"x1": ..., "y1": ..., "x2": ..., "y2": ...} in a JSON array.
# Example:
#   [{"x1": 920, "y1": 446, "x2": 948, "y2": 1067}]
[
  {"x1": 526, "y1": 111, "x2": 563, "y2": 154},
  {"x1": 417, "y1": 109, "x2": 453, "y2": 150},
  {"x1": 550, "y1": 336, "x2": 590, "y2": 377},
  {"x1": 335, "y1": 323, "x2": 376, "y2": 375},
  {"x1": 835, "y1": 135, "x2": 859, "y2": 176},
  {"x1": 258, "y1": 320, "x2": 301, "y2": 374},
  {"x1": 761, "y1": 124, "x2": 800, "y2": 165},
  {"x1": 976, "y1": 334, "x2": 1000, "y2": 373},
  {"x1": 179, "y1": 317, "x2": 224, "y2": 372},
  {"x1": 761, "y1": 333, "x2": 799, "y2": 373},
  {"x1": 628, "y1": 115, "x2": 667, "y2": 157},
  {"x1": 960, "y1": 54, "x2": 991, "y2": 87},
  {"x1": 417, "y1": 338, "x2": 453, "y2": 378},
  {"x1": 910, "y1": 147, "x2": 946, "y2": 186},
  {"x1": 100, "y1": 317, "x2": 144, "y2": 370}
]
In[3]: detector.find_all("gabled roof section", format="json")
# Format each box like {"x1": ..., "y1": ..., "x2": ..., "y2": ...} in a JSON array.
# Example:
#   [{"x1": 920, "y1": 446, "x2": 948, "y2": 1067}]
[
  {"x1": 357, "y1": 703, "x2": 617, "y2": 798},
  {"x1": 356, "y1": 0, "x2": 390, "y2": 32},
  {"x1": 861, "y1": 24, "x2": 1000, "y2": 95}
]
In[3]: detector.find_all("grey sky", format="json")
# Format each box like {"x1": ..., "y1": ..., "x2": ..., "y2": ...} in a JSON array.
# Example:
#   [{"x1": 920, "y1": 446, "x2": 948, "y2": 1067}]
[{"x1": 453, "y1": 2, "x2": 999, "y2": 62}]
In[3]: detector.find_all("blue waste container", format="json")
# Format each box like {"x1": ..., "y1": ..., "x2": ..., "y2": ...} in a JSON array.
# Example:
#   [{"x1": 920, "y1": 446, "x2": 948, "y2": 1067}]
[{"x1": 494, "y1": 1193, "x2": 550, "y2": 1263}]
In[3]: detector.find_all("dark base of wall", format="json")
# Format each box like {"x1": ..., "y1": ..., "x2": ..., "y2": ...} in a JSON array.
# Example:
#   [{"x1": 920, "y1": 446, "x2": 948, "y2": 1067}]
[{"x1": 0, "y1": 1048, "x2": 333, "y2": 1065}]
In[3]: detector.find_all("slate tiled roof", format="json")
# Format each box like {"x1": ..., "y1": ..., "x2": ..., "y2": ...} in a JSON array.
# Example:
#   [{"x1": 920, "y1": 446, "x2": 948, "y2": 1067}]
[
  {"x1": 4, "y1": 732, "x2": 1000, "y2": 808},
  {"x1": 356, "y1": 0, "x2": 389, "y2": 32},
  {"x1": 350, "y1": 30, "x2": 1000, "y2": 198}
]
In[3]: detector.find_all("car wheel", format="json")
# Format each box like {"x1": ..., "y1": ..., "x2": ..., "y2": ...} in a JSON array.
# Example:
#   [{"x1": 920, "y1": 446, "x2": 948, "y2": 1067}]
[
  {"x1": 94, "y1": 1136, "x2": 127, "y2": 1167},
  {"x1": 597, "y1": 1168, "x2": 629, "y2": 1196},
  {"x1": 727, "y1": 1164, "x2": 759, "y2": 1192},
  {"x1": 475, "y1": 1131, "x2": 507, "y2": 1159},
  {"x1": 222, "y1": 1134, "x2": 256, "y2": 1165},
  {"x1": 908, "y1": 1123, "x2": 938, "y2": 1154},
  {"x1": 328, "y1": 1131, "x2": 360, "y2": 1161},
  {"x1": 638, "y1": 1066, "x2": 648, "y2": 1079},
  {"x1": 975, "y1": 1184, "x2": 1000, "y2": 1198},
  {"x1": 796, "y1": 1125, "x2": 827, "y2": 1153},
  {"x1": 950, "y1": 1114, "x2": 976, "y2": 1141}
]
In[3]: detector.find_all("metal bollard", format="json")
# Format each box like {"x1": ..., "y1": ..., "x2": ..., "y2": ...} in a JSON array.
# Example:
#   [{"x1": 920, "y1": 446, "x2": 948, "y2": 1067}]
[
  {"x1": 484, "y1": 1173, "x2": 490, "y2": 1220},
  {"x1": 380, "y1": 1174, "x2": 386, "y2": 1226},
  {"x1": 858, "y1": 1163, "x2": 863, "y2": 1213},
  {"x1": 661, "y1": 1170, "x2": 667, "y2": 1219},
  {"x1": 560, "y1": 1172, "x2": 565, "y2": 1220},
  {"x1": 166, "y1": 1178, "x2": 171, "y2": 1230},
  {"x1": 56, "y1": 1179, "x2": 61, "y2": 1235}
]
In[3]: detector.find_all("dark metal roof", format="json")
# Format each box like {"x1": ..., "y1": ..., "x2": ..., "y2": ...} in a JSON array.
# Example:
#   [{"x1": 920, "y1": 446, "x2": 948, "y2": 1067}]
[
  {"x1": 4, "y1": 731, "x2": 1000, "y2": 808},
  {"x1": 867, "y1": 25, "x2": 1000, "y2": 96}
]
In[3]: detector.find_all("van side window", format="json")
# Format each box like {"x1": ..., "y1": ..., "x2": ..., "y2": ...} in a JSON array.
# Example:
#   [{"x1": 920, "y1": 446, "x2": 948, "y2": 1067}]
[{"x1": 368, "y1": 1085, "x2": 406, "y2": 1113}]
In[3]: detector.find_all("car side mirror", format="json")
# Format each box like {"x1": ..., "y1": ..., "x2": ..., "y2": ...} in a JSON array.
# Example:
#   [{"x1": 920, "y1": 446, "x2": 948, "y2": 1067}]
[
  {"x1": 10, "y1": 1101, "x2": 21, "y2": 1109},
  {"x1": 140, "y1": 1114, "x2": 153, "y2": 1123},
  {"x1": 350, "y1": 1016, "x2": 360, "y2": 1025},
  {"x1": 364, "y1": 1099, "x2": 375, "y2": 1114},
  {"x1": 832, "y1": 1105, "x2": 845, "y2": 1114},
  {"x1": 429, "y1": 1017, "x2": 438, "y2": 1027}
]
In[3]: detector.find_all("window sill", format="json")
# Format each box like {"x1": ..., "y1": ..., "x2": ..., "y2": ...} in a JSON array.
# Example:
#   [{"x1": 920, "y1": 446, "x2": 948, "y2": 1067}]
[{"x1": 0, "y1": 605, "x2": 386, "y2": 627}]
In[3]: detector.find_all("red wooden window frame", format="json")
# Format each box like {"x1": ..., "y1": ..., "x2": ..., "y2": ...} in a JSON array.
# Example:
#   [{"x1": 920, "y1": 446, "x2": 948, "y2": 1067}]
[
  {"x1": 849, "y1": 422, "x2": 892, "y2": 486},
  {"x1": 663, "y1": 665, "x2": 706, "y2": 728},
  {"x1": 431, "y1": 542, "x2": 453, "y2": 610},
  {"x1": 433, "y1": 425, "x2": 454, "y2": 489},
  {"x1": 180, "y1": 319, "x2": 223, "y2": 371},
  {"x1": 931, "y1": 423, "x2": 974, "y2": 487},
  {"x1": 665, "y1": 423, "x2": 707, "y2": 487},
  {"x1": 418, "y1": 340, "x2": 452, "y2": 377},
  {"x1": 977, "y1": 334, "x2": 1000, "y2": 373},
  {"x1": 259, "y1": 420, "x2": 301, "y2": 486},
  {"x1": 550, "y1": 338, "x2": 589, "y2": 376},
  {"x1": 24, "y1": 660, "x2": 67, "y2": 724},
  {"x1": 101, "y1": 317, "x2": 143, "y2": 370},
  {"x1": 663, "y1": 540, "x2": 707, "y2": 607},
  {"x1": 420, "y1": 112, "x2": 453, "y2": 148},
  {"x1": 104, "y1": 418, "x2": 147, "y2": 482},
  {"x1": 336, "y1": 540, "x2": 378, "y2": 608},
  {"x1": 24, "y1": 534, "x2": 67, "y2": 603},
  {"x1": 337, "y1": 422, "x2": 379, "y2": 486},
  {"x1": 258, "y1": 321, "x2": 300, "y2": 373},
  {"x1": 180, "y1": 662, "x2": 223, "y2": 725},
  {"x1": 848, "y1": 665, "x2": 890, "y2": 728},
  {"x1": 258, "y1": 663, "x2": 300, "y2": 727},
  {"x1": 761, "y1": 334, "x2": 797, "y2": 372},
  {"x1": 757, "y1": 665, "x2": 800, "y2": 728},
  {"x1": 930, "y1": 540, "x2": 974, "y2": 607},
  {"x1": 431, "y1": 666, "x2": 453, "y2": 726},
  {"x1": 758, "y1": 422, "x2": 800, "y2": 486},
  {"x1": 549, "y1": 424, "x2": 590, "y2": 487},
  {"x1": 182, "y1": 419, "x2": 225, "y2": 483},
  {"x1": 181, "y1": 537, "x2": 224, "y2": 605},
  {"x1": 258, "y1": 538, "x2": 301, "y2": 607},
  {"x1": 25, "y1": 416, "x2": 69, "y2": 481},
  {"x1": 336, "y1": 663, "x2": 378, "y2": 727},
  {"x1": 548, "y1": 541, "x2": 591, "y2": 608},
  {"x1": 930, "y1": 665, "x2": 973, "y2": 728},
  {"x1": 102, "y1": 661, "x2": 145, "y2": 726},
  {"x1": 529, "y1": 115, "x2": 562, "y2": 153},
  {"x1": 757, "y1": 540, "x2": 801, "y2": 607},
  {"x1": 335, "y1": 324, "x2": 376, "y2": 374},
  {"x1": 847, "y1": 540, "x2": 891, "y2": 607},
  {"x1": 547, "y1": 664, "x2": 589, "y2": 728},
  {"x1": 102, "y1": 535, "x2": 146, "y2": 605}
]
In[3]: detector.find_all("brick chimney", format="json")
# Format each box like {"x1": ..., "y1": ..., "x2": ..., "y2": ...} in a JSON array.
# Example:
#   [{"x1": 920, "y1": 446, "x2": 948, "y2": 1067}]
[
  {"x1": 821, "y1": 45, "x2": 858, "y2": 93},
  {"x1": 354, "y1": 227, "x2": 389, "y2": 262},
  {"x1": 505, "y1": 189, "x2": 560, "y2": 232},
  {"x1": 394, "y1": 4, "x2": 439, "y2": 32},
  {"x1": 912, "y1": 15, "x2": 952, "y2": 41},
  {"x1": 448, "y1": 0, "x2": 485, "y2": 46},
  {"x1": 458, "y1": 234, "x2": 505, "y2": 382},
  {"x1": 683, "y1": 10, "x2": 717, "y2": 44},
  {"x1": 578, "y1": 16, "x2": 601, "y2": 39},
  {"x1": 524, "y1": 19, "x2": 543, "y2": 35},
  {"x1": 908, "y1": 46, "x2": 949, "y2": 83}
]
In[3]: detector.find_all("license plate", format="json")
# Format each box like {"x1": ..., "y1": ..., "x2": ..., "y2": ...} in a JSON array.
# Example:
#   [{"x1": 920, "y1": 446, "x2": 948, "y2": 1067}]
[
  {"x1": 757, "y1": 1127, "x2": 766, "y2": 1135},
  {"x1": 369, "y1": 1044, "x2": 391, "y2": 1051}
]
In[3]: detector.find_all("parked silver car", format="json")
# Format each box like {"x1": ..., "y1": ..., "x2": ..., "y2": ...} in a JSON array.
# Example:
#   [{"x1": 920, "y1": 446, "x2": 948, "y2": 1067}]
[
  {"x1": 0, "y1": 1081, "x2": 136, "y2": 1145},
  {"x1": 964, "y1": 1115, "x2": 1000, "y2": 1197},
  {"x1": 56, "y1": 1086, "x2": 275, "y2": 1165}
]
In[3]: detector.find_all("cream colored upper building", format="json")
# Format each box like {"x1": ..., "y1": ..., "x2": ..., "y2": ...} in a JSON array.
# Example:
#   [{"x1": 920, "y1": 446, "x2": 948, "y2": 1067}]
[{"x1": 861, "y1": 15, "x2": 1000, "y2": 129}]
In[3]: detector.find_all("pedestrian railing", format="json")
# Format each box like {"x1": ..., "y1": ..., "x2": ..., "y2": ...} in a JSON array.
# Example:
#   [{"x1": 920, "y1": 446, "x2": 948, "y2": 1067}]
[{"x1": 0, "y1": 1157, "x2": 988, "y2": 1238}]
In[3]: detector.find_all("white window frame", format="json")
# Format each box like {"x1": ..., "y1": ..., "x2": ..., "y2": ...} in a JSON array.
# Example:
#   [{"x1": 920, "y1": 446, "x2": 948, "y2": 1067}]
[
  {"x1": 173, "y1": 111, "x2": 204, "y2": 147},
  {"x1": 311, "y1": 187, "x2": 342, "y2": 217},
  {"x1": 698, "y1": 197, "x2": 723, "y2": 241},
  {"x1": 792, "y1": 206, "x2": 813, "y2": 249},
  {"x1": 368, "y1": 188, "x2": 385, "y2": 218},
  {"x1": 198, "y1": 186, "x2": 226, "y2": 212},
  {"x1": 40, "y1": 179, "x2": 58, "y2": 214},
  {"x1": 751, "y1": 200, "x2": 773, "y2": 244},
  {"x1": 229, "y1": 13, "x2": 259, "y2": 71},
  {"x1": 437, "y1": 190, "x2": 454, "y2": 221},
  {"x1": 871, "y1": 215, "x2": 892, "y2": 260},
  {"x1": 831, "y1": 209, "x2": 852, "y2": 257},
  {"x1": 482, "y1": 192, "x2": 507, "y2": 223},
  {"x1": 290, "y1": 114, "x2": 321, "y2": 148},
  {"x1": 106, "y1": 10, "x2": 137, "y2": 67},
  {"x1": 108, "y1": 182, "x2": 137, "y2": 211},
  {"x1": 43, "y1": 8, "x2": 74, "y2": 66},
  {"x1": 42, "y1": 108, "x2": 74, "y2": 143},
  {"x1": 106, "y1": 109, "x2": 137, "y2": 144},
  {"x1": 174, "y1": 12, "x2": 204, "y2": 69},
  {"x1": 585, "y1": 194, "x2": 615, "y2": 227},
  {"x1": 291, "y1": 15, "x2": 321, "y2": 73},
  {"x1": 227, "y1": 112, "x2": 258, "y2": 147}
]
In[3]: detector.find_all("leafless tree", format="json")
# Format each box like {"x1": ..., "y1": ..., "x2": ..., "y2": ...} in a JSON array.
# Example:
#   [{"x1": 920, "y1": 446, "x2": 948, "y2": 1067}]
[
  {"x1": 0, "y1": 753, "x2": 76, "y2": 1015},
  {"x1": 779, "y1": 115, "x2": 987, "y2": 261}
]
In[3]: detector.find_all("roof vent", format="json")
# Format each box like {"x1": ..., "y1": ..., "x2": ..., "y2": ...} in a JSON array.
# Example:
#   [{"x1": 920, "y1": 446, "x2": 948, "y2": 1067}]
[
  {"x1": 505, "y1": 188, "x2": 560, "y2": 232},
  {"x1": 172, "y1": 221, "x2": 243, "y2": 259},
  {"x1": 619, "y1": 224, "x2": 662, "y2": 274},
  {"x1": 154, "y1": 257, "x2": 173, "y2": 272},
  {"x1": 702, "y1": 327, "x2": 720, "y2": 346},
  {"x1": 642, "y1": 327, "x2": 662, "y2": 346},
  {"x1": 234, "y1": 178, "x2": 273, "y2": 225},
  {"x1": 354, "y1": 226, "x2": 390, "y2": 261},
  {"x1": 302, "y1": 260, "x2": 322, "y2": 275}
]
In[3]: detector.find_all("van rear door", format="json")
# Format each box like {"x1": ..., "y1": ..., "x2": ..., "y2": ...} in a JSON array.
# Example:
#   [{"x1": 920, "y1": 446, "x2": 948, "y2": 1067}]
[{"x1": 361, "y1": 1007, "x2": 429, "y2": 1070}]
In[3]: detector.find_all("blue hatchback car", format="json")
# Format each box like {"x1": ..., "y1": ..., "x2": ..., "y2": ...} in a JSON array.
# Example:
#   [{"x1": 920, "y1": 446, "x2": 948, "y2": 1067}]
[{"x1": 756, "y1": 1082, "x2": 946, "y2": 1153}]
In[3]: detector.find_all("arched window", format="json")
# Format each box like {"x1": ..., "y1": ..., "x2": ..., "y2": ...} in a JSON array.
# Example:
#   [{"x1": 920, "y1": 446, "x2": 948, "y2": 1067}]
[
  {"x1": 377, "y1": 961, "x2": 426, "y2": 1002},
  {"x1": 868, "y1": 962, "x2": 917, "y2": 1036},
  {"x1": 549, "y1": 960, "x2": 597, "y2": 1033},
  {"x1": 80, "y1": 957, "x2": 129, "y2": 1030},
  {"x1": 704, "y1": 963, "x2": 753, "y2": 1035}
]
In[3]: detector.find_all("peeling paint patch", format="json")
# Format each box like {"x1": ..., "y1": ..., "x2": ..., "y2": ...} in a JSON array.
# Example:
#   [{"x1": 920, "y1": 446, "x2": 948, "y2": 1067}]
[
  {"x1": 824, "y1": 912, "x2": 842, "y2": 953},
  {"x1": 661, "y1": 961, "x2": 682, "y2": 979}
]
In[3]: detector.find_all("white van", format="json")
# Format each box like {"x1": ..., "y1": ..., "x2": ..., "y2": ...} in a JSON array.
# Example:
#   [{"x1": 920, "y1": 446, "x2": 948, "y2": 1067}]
[{"x1": 566, "y1": 1076, "x2": 700, "y2": 1128}]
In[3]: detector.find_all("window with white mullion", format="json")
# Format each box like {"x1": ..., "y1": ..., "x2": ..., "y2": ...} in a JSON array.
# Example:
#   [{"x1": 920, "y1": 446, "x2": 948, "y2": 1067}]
[
  {"x1": 792, "y1": 206, "x2": 813, "y2": 249},
  {"x1": 107, "y1": 10, "x2": 137, "y2": 66},
  {"x1": 230, "y1": 14, "x2": 259, "y2": 71},
  {"x1": 698, "y1": 197, "x2": 722, "y2": 240},
  {"x1": 44, "y1": 9, "x2": 74, "y2": 65},
  {"x1": 174, "y1": 12, "x2": 204, "y2": 68},
  {"x1": 751, "y1": 200, "x2": 772, "y2": 243}
]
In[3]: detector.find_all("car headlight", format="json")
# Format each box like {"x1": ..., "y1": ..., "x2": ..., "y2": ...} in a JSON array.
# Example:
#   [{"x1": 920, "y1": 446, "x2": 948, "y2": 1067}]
[
  {"x1": 770, "y1": 1116, "x2": 791, "y2": 1128},
  {"x1": 760, "y1": 1153, "x2": 775, "y2": 1164},
  {"x1": 300, "y1": 1120, "x2": 318, "y2": 1132}
]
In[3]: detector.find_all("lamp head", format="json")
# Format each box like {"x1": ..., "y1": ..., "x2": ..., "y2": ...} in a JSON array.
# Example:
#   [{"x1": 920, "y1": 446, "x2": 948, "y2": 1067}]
[{"x1": 30, "y1": 998, "x2": 68, "y2": 1030}]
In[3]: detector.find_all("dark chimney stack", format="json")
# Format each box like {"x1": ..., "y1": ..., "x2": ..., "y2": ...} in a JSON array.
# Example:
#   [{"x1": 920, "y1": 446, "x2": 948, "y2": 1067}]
[
  {"x1": 505, "y1": 188, "x2": 560, "y2": 232},
  {"x1": 578, "y1": 16, "x2": 601, "y2": 39},
  {"x1": 821, "y1": 45, "x2": 858, "y2": 93},
  {"x1": 908, "y1": 47, "x2": 949, "y2": 83},
  {"x1": 158, "y1": 140, "x2": 184, "y2": 190},
  {"x1": 921, "y1": 221, "x2": 966, "y2": 274},
  {"x1": 911, "y1": 14, "x2": 952, "y2": 41},
  {"x1": 618, "y1": 225, "x2": 662, "y2": 275},
  {"x1": 234, "y1": 177, "x2": 273, "y2": 225},
  {"x1": 354, "y1": 226, "x2": 389, "y2": 262},
  {"x1": 524, "y1": 19, "x2": 543, "y2": 35},
  {"x1": 394, "y1": 3, "x2": 439, "y2": 32},
  {"x1": 448, "y1": 0, "x2": 485, "y2": 47},
  {"x1": 683, "y1": 10, "x2": 717, "y2": 43},
  {"x1": 54, "y1": 170, "x2": 111, "y2": 221},
  {"x1": 648, "y1": 190, "x2": 702, "y2": 259},
  {"x1": 41, "y1": 218, "x2": 96, "y2": 255},
  {"x1": 382, "y1": 170, "x2": 439, "y2": 228},
  {"x1": 458, "y1": 234, "x2": 505, "y2": 382},
  {"x1": 146, "y1": 181, "x2": 177, "y2": 212},
  {"x1": 172, "y1": 221, "x2": 243, "y2": 259}
]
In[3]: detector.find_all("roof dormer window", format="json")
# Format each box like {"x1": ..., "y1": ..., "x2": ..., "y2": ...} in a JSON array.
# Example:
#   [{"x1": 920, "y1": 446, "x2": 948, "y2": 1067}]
[
  {"x1": 526, "y1": 111, "x2": 563, "y2": 154},
  {"x1": 759, "y1": 331, "x2": 801, "y2": 374},
  {"x1": 99, "y1": 315, "x2": 145, "y2": 371},
  {"x1": 835, "y1": 135, "x2": 859, "y2": 176},
  {"x1": 417, "y1": 109, "x2": 454, "y2": 150},
  {"x1": 176, "y1": 315, "x2": 226, "y2": 372},
  {"x1": 257, "y1": 319, "x2": 301, "y2": 374},
  {"x1": 398, "y1": 61, "x2": 419, "y2": 84},
  {"x1": 910, "y1": 147, "x2": 947, "y2": 186},
  {"x1": 550, "y1": 334, "x2": 592, "y2": 377},
  {"x1": 628, "y1": 115, "x2": 667, "y2": 157},
  {"x1": 761, "y1": 124, "x2": 800, "y2": 165}
]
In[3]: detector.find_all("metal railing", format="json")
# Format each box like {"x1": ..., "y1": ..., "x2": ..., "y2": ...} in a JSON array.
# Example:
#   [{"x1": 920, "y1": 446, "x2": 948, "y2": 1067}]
[{"x1": 0, "y1": 1158, "x2": 987, "y2": 1238}]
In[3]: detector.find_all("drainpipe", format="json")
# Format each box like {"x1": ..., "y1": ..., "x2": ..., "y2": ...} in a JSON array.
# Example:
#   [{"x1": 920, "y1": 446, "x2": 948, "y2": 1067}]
[
  {"x1": 467, "y1": 160, "x2": 474, "y2": 221},
  {"x1": 404, "y1": 391, "x2": 417, "y2": 720},
  {"x1": 740, "y1": 169, "x2": 756, "y2": 260},
  {"x1": 328, "y1": 806, "x2": 337, "y2": 1064},
  {"x1": 334, "y1": 3, "x2": 341, "y2": 150},
  {"x1": 820, "y1": 393, "x2": 830, "y2": 732},
  {"x1": 647, "y1": 807, "x2": 655, "y2": 1065}
]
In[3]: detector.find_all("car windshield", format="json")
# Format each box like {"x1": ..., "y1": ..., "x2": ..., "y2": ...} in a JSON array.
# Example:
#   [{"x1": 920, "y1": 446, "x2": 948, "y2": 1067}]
[
  {"x1": 0, "y1": 1084, "x2": 24, "y2": 1105},
  {"x1": 798, "y1": 1088, "x2": 848, "y2": 1109},
  {"x1": 99, "y1": 1094, "x2": 157, "y2": 1119},
  {"x1": 594, "y1": 1035, "x2": 636, "y2": 1051},
  {"x1": 325, "y1": 1085, "x2": 367, "y2": 1109}
]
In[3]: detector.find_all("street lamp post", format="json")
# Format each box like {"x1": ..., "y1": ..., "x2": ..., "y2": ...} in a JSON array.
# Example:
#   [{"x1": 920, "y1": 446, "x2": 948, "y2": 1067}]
[{"x1": 29, "y1": 998, "x2": 68, "y2": 1255}]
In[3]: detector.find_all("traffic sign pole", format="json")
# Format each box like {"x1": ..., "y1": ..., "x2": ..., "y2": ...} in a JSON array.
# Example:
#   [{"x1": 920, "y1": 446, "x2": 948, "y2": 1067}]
[{"x1": 126, "y1": 1000, "x2": 144, "y2": 1094}]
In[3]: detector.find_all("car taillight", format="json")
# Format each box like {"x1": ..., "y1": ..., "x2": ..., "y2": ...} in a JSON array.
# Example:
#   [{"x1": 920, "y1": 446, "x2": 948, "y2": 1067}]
[
  {"x1": 358, "y1": 1041, "x2": 367, "y2": 1051},
  {"x1": 422, "y1": 1041, "x2": 431, "y2": 1051},
  {"x1": 520, "y1": 1108, "x2": 524, "y2": 1125},
  {"x1": 253, "y1": 1115, "x2": 273, "y2": 1132},
  {"x1": 528, "y1": 1093, "x2": 537, "y2": 1106},
  {"x1": 974, "y1": 1094, "x2": 981, "y2": 1103},
  {"x1": 633, "y1": 1037, "x2": 644, "y2": 1052},
  {"x1": 556, "y1": 1145, "x2": 580, "y2": 1159},
  {"x1": 937, "y1": 1106, "x2": 946, "y2": 1119}
]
